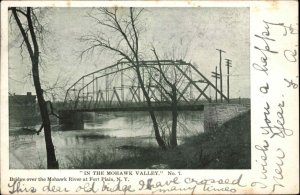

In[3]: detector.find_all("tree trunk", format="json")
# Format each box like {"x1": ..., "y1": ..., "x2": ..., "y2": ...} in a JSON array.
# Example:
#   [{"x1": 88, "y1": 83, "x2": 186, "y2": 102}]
[
  {"x1": 170, "y1": 106, "x2": 178, "y2": 147},
  {"x1": 170, "y1": 85, "x2": 178, "y2": 147},
  {"x1": 11, "y1": 7, "x2": 59, "y2": 169},
  {"x1": 135, "y1": 65, "x2": 167, "y2": 150},
  {"x1": 32, "y1": 57, "x2": 59, "y2": 169}
]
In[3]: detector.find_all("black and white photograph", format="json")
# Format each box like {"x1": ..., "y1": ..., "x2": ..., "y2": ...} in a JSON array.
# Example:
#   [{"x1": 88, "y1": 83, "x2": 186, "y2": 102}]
[{"x1": 8, "y1": 7, "x2": 251, "y2": 169}]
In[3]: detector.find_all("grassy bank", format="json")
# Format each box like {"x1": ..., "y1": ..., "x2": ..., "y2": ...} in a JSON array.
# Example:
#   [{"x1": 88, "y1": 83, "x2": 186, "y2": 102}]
[{"x1": 66, "y1": 110, "x2": 251, "y2": 169}]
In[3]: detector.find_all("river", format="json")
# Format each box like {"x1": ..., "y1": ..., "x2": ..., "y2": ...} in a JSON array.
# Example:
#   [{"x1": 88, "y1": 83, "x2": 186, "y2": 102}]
[{"x1": 9, "y1": 111, "x2": 204, "y2": 169}]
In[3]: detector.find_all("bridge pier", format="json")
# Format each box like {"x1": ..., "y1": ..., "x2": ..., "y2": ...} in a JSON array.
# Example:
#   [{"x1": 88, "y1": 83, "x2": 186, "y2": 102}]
[{"x1": 59, "y1": 111, "x2": 84, "y2": 130}]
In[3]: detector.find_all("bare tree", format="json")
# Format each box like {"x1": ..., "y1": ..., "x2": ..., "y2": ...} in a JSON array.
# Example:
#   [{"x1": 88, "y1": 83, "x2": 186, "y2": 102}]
[
  {"x1": 139, "y1": 46, "x2": 192, "y2": 148},
  {"x1": 80, "y1": 7, "x2": 167, "y2": 149},
  {"x1": 9, "y1": 7, "x2": 59, "y2": 168},
  {"x1": 43, "y1": 71, "x2": 72, "y2": 102},
  {"x1": 151, "y1": 48, "x2": 179, "y2": 147}
]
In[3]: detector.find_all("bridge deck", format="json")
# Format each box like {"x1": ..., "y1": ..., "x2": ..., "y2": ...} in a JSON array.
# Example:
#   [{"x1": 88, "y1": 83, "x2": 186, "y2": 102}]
[{"x1": 60, "y1": 104, "x2": 204, "y2": 112}]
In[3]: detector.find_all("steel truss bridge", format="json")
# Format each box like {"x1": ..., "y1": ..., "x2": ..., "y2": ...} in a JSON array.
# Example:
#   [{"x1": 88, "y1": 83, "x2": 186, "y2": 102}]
[{"x1": 62, "y1": 60, "x2": 228, "y2": 112}]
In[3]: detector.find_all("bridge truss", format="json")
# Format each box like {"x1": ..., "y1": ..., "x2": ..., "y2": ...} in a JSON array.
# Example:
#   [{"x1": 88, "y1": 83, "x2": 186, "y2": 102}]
[{"x1": 63, "y1": 60, "x2": 228, "y2": 111}]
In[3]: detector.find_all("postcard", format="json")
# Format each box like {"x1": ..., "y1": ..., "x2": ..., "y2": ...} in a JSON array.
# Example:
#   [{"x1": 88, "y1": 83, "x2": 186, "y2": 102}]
[{"x1": 1, "y1": 0, "x2": 298, "y2": 194}]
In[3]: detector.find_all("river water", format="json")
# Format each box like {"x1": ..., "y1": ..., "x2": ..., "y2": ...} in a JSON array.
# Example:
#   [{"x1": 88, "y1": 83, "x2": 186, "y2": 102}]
[{"x1": 9, "y1": 111, "x2": 204, "y2": 169}]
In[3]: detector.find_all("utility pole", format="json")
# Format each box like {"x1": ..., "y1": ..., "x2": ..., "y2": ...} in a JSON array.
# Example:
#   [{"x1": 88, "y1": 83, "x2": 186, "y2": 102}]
[
  {"x1": 216, "y1": 49, "x2": 226, "y2": 103},
  {"x1": 212, "y1": 66, "x2": 220, "y2": 103},
  {"x1": 225, "y1": 59, "x2": 232, "y2": 103}
]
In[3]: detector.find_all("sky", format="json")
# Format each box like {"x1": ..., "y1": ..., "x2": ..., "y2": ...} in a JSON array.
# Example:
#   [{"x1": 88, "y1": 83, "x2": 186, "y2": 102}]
[{"x1": 8, "y1": 7, "x2": 250, "y2": 100}]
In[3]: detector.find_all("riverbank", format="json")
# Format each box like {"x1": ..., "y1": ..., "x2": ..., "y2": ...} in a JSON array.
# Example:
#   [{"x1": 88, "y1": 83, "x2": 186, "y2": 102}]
[{"x1": 65, "y1": 110, "x2": 250, "y2": 169}]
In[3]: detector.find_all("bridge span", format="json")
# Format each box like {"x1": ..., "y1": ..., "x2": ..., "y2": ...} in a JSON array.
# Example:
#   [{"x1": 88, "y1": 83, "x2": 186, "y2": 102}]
[{"x1": 59, "y1": 59, "x2": 227, "y2": 129}]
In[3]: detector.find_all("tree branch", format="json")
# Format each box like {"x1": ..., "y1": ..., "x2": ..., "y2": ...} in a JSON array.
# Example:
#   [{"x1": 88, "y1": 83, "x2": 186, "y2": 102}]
[
  {"x1": 151, "y1": 47, "x2": 174, "y2": 88},
  {"x1": 26, "y1": 8, "x2": 39, "y2": 57},
  {"x1": 9, "y1": 7, "x2": 27, "y2": 17},
  {"x1": 110, "y1": 8, "x2": 136, "y2": 54},
  {"x1": 11, "y1": 7, "x2": 34, "y2": 59},
  {"x1": 45, "y1": 101, "x2": 62, "y2": 119},
  {"x1": 143, "y1": 65, "x2": 173, "y2": 99},
  {"x1": 130, "y1": 8, "x2": 139, "y2": 54},
  {"x1": 80, "y1": 35, "x2": 134, "y2": 66}
]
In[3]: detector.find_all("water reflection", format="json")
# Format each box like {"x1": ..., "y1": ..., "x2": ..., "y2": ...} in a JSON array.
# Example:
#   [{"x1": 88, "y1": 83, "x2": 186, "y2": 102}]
[
  {"x1": 9, "y1": 111, "x2": 204, "y2": 168},
  {"x1": 83, "y1": 111, "x2": 203, "y2": 138}
]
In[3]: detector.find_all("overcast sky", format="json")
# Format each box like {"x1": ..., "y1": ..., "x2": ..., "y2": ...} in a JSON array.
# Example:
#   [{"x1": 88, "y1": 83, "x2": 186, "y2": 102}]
[{"x1": 8, "y1": 7, "x2": 250, "y2": 100}]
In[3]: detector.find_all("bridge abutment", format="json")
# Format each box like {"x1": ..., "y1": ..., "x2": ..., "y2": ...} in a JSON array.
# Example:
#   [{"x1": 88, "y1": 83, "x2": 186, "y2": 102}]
[
  {"x1": 59, "y1": 111, "x2": 84, "y2": 130},
  {"x1": 204, "y1": 104, "x2": 250, "y2": 132}
]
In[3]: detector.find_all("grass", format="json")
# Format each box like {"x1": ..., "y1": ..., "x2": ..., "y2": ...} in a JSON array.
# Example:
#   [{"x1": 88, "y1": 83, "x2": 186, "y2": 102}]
[
  {"x1": 179, "y1": 110, "x2": 251, "y2": 169},
  {"x1": 65, "y1": 147, "x2": 116, "y2": 169},
  {"x1": 65, "y1": 110, "x2": 251, "y2": 169}
]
